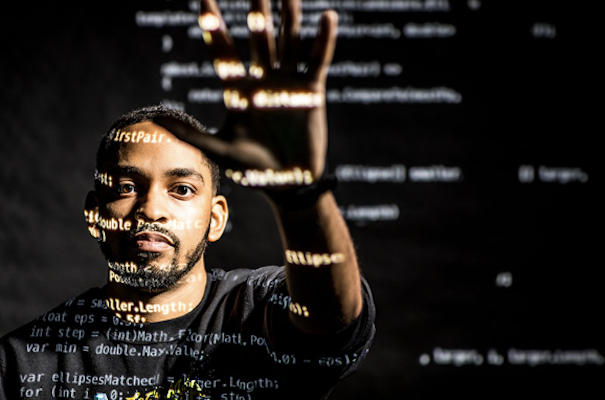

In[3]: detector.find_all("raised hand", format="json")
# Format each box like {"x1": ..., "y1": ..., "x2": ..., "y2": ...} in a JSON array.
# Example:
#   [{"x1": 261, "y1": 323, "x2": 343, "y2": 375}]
[{"x1": 157, "y1": 0, "x2": 338, "y2": 188}]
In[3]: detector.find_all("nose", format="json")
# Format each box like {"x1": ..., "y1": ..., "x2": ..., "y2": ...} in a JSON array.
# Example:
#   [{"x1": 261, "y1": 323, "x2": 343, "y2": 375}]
[{"x1": 134, "y1": 186, "x2": 170, "y2": 226}]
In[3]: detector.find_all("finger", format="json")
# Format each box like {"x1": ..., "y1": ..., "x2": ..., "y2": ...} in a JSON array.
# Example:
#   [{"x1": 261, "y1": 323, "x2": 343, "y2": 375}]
[
  {"x1": 154, "y1": 116, "x2": 282, "y2": 173},
  {"x1": 307, "y1": 10, "x2": 338, "y2": 86},
  {"x1": 279, "y1": 0, "x2": 301, "y2": 72},
  {"x1": 152, "y1": 116, "x2": 234, "y2": 167},
  {"x1": 248, "y1": 0, "x2": 277, "y2": 72},
  {"x1": 199, "y1": 0, "x2": 245, "y2": 80}
]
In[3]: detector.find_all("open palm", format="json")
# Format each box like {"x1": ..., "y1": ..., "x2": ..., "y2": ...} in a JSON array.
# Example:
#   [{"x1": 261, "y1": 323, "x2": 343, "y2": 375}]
[{"x1": 157, "y1": 0, "x2": 338, "y2": 186}]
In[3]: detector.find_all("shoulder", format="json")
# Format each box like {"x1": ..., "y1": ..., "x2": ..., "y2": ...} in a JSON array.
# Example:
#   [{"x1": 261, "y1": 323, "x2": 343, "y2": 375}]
[
  {"x1": 201, "y1": 266, "x2": 285, "y2": 316},
  {"x1": 0, "y1": 287, "x2": 106, "y2": 382},
  {"x1": 1, "y1": 287, "x2": 106, "y2": 343}
]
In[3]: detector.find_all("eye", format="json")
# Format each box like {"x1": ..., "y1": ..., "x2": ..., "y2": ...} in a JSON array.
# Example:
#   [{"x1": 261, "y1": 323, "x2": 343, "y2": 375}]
[
  {"x1": 115, "y1": 182, "x2": 136, "y2": 195},
  {"x1": 173, "y1": 185, "x2": 195, "y2": 197}
]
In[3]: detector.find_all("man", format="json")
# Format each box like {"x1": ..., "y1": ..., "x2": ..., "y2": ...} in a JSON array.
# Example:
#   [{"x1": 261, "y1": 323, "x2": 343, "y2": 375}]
[{"x1": 0, "y1": 1, "x2": 375, "y2": 399}]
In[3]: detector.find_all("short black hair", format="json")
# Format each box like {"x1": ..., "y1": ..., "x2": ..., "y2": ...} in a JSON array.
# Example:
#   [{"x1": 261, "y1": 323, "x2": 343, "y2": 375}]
[{"x1": 96, "y1": 105, "x2": 220, "y2": 194}]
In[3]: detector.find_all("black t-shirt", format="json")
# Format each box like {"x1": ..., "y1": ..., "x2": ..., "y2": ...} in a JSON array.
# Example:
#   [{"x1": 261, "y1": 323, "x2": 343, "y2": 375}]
[{"x1": 0, "y1": 266, "x2": 375, "y2": 399}]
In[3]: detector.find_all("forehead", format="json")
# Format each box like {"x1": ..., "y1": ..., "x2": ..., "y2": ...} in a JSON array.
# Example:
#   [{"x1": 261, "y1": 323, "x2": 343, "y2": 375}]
[{"x1": 107, "y1": 121, "x2": 209, "y2": 175}]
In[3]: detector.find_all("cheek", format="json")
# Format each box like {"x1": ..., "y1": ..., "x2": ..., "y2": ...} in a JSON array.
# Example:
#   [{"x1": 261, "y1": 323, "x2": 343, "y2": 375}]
[
  {"x1": 170, "y1": 207, "x2": 211, "y2": 240},
  {"x1": 103, "y1": 199, "x2": 136, "y2": 220},
  {"x1": 96, "y1": 205, "x2": 135, "y2": 237}
]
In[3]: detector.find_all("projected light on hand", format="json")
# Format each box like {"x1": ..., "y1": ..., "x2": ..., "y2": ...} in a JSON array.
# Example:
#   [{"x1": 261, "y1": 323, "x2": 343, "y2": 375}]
[
  {"x1": 214, "y1": 60, "x2": 247, "y2": 80},
  {"x1": 223, "y1": 90, "x2": 249, "y2": 110},
  {"x1": 252, "y1": 90, "x2": 324, "y2": 109},
  {"x1": 198, "y1": 13, "x2": 220, "y2": 31},
  {"x1": 225, "y1": 168, "x2": 314, "y2": 187},
  {"x1": 249, "y1": 63, "x2": 265, "y2": 79},
  {"x1": 247, "y1": 12, "x2": 267, "y2": 33}
]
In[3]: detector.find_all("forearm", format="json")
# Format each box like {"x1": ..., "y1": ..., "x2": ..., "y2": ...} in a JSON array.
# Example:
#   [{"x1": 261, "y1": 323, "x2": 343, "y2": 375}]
[
  {"x1": 268, "y1": 191, "x2": 363, "y2": 334},
  {"x1": 189, "y1": 0, "x2": 353, "y2": 334}
]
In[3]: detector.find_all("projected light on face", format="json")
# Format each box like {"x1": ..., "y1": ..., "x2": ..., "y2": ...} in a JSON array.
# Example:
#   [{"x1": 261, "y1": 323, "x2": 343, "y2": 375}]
[
  {"x1": 94, "y1": 121, "x2": 219, "y2": 291},
  {"x1": 94, "y1": 170, "x2": 113, "y2": 187},
  {"x1": 101, "y1": 221, "x2": 210, "y2": 290}
]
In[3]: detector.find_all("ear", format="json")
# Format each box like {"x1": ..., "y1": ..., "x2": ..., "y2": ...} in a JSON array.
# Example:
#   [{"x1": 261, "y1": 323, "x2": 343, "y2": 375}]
[
  {"x1": 208, "y1": 195, "x2": 229, "y2": 242},
  {"x1": 84, "y1": 191, "x2": 102, "y2": 240}
]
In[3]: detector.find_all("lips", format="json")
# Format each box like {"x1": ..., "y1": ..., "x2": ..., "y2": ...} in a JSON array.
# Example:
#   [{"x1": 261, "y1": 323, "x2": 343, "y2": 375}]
[{"x1": 133, "y1": 232, "x2": 174, "y2": 252}]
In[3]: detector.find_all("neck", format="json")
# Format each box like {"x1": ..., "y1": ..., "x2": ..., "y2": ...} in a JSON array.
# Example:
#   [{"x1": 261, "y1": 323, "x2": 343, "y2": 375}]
[{"x1": 104, "y1": 263, "x2": 207, "y2": 323}]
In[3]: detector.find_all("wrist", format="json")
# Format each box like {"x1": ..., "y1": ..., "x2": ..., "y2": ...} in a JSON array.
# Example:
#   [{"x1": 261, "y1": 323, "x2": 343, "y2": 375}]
[{"x1": 263, "y1": 172, "x2": 338, "y2": 211}]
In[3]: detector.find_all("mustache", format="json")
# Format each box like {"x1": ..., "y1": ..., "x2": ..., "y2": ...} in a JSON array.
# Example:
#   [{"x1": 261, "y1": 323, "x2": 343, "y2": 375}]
[{"x1": 124, "y1": 221, "x2": 180, "y2": 247}]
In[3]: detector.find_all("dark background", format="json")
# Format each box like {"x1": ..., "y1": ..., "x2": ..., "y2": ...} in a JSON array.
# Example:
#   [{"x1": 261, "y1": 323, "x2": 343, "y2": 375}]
[{"x1": 0, "y1": 0, "x2": 601, "y2": 398}]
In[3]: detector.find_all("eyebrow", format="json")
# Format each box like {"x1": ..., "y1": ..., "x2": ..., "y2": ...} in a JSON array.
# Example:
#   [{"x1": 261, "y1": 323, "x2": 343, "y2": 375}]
[
  {"x1": 109, "y1": 165, "x2": 144, "y2": 177},
  {"x1": 165, "y1": 168, "x2": 205, "y2": 184},
  {"x1": 109, "y1": 166, "x2": 205, "y2": 184}
]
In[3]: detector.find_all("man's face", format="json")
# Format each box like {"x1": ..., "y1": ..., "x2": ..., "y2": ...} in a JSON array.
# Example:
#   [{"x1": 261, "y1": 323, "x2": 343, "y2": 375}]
[{"x1": 92, "y1": 121, "x2": 220, "y2": 290}]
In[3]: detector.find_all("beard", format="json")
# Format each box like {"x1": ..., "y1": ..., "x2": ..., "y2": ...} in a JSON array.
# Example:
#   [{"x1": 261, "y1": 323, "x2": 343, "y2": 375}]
[{"x1": 100, "y1": 222, "x2": 209, "y2": 291}]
